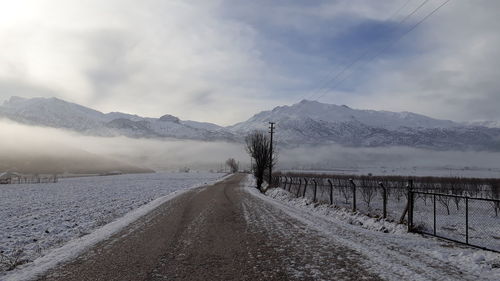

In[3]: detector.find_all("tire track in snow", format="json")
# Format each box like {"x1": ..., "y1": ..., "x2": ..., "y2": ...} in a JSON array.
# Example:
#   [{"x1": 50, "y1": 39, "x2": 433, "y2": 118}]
[{"x1": 239, "y1": 186, "x2": 383, "y2": 281}]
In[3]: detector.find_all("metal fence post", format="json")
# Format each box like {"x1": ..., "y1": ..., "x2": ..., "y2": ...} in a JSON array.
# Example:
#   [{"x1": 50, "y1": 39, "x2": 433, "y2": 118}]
[
  {"x1": 465, "y1": 197, "x2": 469, "y2": 245},
  {"x1": 288, "y1": 177, "x2": 293, "y2": 191},
  {"x1": 328, "y1": 179, "x2": 333, "y2": 205},
  {"x1": 408, "y1": 179, "x2": 414, "y2": 232},
  {"x1": 313, "y1": 179, "x2": 317, "y2": 202},
  {"x1": 296, "y1": 178, "x2": 302, "y2": 198},
  {"x1": 410, "y1": 190, "x2": 414, "y2": 231},
  {"x1": 349, "y1": 179, "x2": 356, "y2": 212},
  {"x1": 433, "y1": 193, "x2": 437, "y2": 236},
  {"x1": 302, "y1": 178, "x2": 308, "y2": 198},
  {"x1": 379, "y1": 182, "x2": 387, "y2": 219}
]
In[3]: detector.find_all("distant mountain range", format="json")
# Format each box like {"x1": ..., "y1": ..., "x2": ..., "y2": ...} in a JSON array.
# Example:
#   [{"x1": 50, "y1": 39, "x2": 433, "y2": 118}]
[
  {"x1": 2, "y1": 96, "x2": 500, "y2": 151},
  {"x1": 0, "y1": 96, "x2": 235, "y2": 141}
]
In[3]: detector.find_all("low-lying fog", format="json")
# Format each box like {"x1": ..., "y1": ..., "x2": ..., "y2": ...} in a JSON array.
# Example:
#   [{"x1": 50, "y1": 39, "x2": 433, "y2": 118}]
[
  {"x1": 0, "y1": 119, "x2": 246, "y2": 174},
  {"x1": 1, "y1": 119, "x2": 500, "y2": 177}
]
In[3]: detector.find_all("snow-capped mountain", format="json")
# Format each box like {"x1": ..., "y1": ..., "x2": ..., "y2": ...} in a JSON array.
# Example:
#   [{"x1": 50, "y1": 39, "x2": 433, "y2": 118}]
[
  {"x1": 0, "y1": 96, "x2": 235, "y2": 141},
  {"x1": 1, "y1": 96, "x2": 106, "y2": 131},
  {"x1": 229, "y1": 100, "x2": 500, "y2": 150},
  {"x1": 1, "y1": 96, "x2": 500, "y2": 151},
  {"x1": 229, "y1": 100, "x2": 458, "y2": 132}
]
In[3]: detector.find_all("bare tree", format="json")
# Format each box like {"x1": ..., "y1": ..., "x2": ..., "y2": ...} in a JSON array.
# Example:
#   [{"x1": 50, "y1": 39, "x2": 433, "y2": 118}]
[
  {"x1": 437, "y1": 195, "x2": 451, "y2": 215},
  {"x1": 225, "y1": 158, "x2": 239, "y2": 173},
  {"x1": 360, "y1": 184, "x2": 376, "y2": 210},
  {"x1": 245, "y1": 130, "x2": 277, "y2": 192}
]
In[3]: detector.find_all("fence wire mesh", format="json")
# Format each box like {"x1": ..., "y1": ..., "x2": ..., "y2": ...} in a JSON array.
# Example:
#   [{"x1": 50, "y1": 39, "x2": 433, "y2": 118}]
[
  {"x1": 411, "y1": 191, "x2": 500, "y2": 252},
  {"x1": 276, "y1": 174, "x2": 500, "y2": 252},
  {"x1": 468, "y1": 198, "x2": 500, "y2": 251}
]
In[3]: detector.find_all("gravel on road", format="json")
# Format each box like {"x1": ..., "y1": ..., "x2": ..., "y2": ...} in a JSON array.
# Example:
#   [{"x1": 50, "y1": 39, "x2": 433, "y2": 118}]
[{"x1": 38, "y1": 174, "x2": 382, "y2": 281}]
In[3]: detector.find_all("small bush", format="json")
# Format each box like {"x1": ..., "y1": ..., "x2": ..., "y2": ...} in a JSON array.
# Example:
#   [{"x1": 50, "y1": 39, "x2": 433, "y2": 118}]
[{"x1": 0, "y1": 249, "x2": 29, "y2": 271}]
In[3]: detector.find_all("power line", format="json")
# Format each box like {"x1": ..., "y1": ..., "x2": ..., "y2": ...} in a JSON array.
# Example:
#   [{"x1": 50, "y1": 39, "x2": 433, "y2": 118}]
[
  {"x1": 303, "y1": 0, "x2": 432, "y2": 102},
  {"x1": 314, "y1": 0, "x2": 452, "y2": 101},
  {"x1": 307, "y1": 0, "x2": 434, "y2": 101},
  {"x1": 388, "y1": 0, "x2": 413, "y2": 20}
]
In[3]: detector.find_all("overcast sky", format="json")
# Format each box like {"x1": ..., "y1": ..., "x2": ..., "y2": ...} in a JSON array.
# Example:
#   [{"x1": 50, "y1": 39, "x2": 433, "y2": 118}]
[{"x1": 0, "y1": 0, "x2": 498, "y2": 125}]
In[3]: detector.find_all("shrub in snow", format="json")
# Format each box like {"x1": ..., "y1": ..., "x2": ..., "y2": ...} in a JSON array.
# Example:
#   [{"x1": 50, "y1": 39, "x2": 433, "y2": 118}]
[{"x1": 0, "y1": 249, "x2": 28, "y2": 271}]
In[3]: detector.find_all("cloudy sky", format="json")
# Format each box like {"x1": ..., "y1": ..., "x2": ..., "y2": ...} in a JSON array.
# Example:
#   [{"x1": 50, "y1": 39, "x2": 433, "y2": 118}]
[{"x1": 0, "y1": 0, "x2": 498, "y2": 125}]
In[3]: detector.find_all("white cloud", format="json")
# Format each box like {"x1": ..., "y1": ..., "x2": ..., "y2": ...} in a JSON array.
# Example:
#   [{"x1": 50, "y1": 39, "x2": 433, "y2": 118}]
[
  {"x1": 0, "y1": 0, "x2": 499, "y2": 124},
  {"x1": 0, "y1": 0, "x2": 285, "y2": 124},
  {"x1": 332, "y1": 0, "x2": 500, "y2": 121}
]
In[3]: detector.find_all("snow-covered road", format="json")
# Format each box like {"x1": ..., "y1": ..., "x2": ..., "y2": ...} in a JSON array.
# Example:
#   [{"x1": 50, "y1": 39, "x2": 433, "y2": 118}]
[{"x1": 26, "y1": 174, "x2": 383, "y2": 281}]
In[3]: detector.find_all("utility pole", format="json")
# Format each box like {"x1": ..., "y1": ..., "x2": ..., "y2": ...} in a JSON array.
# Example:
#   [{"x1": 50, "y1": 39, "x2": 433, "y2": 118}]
[{"x1": 268, "y1": 122, "x2": 275, "y2": 187}]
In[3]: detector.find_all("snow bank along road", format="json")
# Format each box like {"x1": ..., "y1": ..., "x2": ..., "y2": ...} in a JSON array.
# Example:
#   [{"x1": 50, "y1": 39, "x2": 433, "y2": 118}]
[{"x1": 29, "y1": 174, "x2": 497, "y2": 280}]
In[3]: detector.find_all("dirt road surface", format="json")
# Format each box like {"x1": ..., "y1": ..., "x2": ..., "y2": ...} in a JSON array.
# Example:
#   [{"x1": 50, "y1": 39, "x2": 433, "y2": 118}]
[{"x1": 37, "y1": 174, "x2": 383, "y2": 281}]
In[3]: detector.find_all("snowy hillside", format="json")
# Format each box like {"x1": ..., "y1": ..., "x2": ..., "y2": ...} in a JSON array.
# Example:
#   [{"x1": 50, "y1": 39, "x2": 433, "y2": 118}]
[
  {"x1": 2, "y1": 96, "x2": 500, "y2": 150},
  {"x1": 0, "y1": 96, "x2": 235, "y2": 141},
  {"x1": 229, "y1": 100, "x2": 500, "y2": 150},
  {"x1": 0, "y1": 96, "x2": 105, "y2": 131},
  {"x1": 229, "y1": 100, "x2": 458, "y2": 132},
  {"x1": 464, "y1": 120, "x2": 500, "y2": 128}
]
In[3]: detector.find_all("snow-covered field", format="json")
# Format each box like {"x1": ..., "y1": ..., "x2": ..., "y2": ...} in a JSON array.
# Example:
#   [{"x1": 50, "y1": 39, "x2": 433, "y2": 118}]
[
  {"x1": 255, "y1": 183, "x2": 500, "y2": 280},
  {"x1": 0, "y1": 172, "x2": 224, "y2": 276}
]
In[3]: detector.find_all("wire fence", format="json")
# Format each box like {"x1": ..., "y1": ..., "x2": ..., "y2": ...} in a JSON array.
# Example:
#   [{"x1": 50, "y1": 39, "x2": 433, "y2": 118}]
[
  {"x1": 411, "y1": 191, "x2": 500, "y2": 252},
  {"x1": 0, "y1": 176, "x2": 58, "y2": 185},
  {"x1": 274, "y1": 175, "x2": 410, "y2": 221},
  {"x1": 273, "y1": 173, "x2": 500, "y2": 252}
]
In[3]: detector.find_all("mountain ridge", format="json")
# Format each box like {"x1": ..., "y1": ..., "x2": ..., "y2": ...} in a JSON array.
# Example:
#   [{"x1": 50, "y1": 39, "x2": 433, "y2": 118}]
[
  {"x1": 0, "y1": 96, "x2": 235, "y2": 141},
  {"x1": 1, "y1": 96, "x2": 500, "y2": 151}
]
